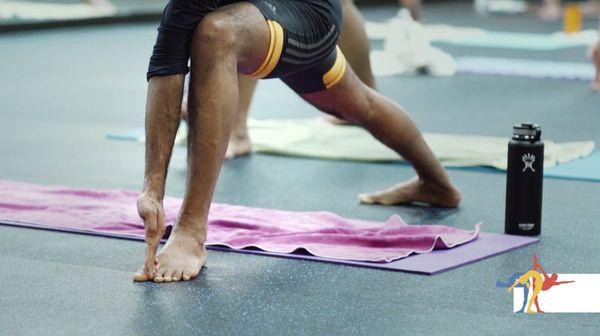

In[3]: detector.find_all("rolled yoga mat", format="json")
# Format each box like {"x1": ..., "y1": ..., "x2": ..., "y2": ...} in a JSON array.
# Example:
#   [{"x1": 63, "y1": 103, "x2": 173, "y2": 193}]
[{"x1": 0, "y1": 180, "x2": 538, "y2": 275}]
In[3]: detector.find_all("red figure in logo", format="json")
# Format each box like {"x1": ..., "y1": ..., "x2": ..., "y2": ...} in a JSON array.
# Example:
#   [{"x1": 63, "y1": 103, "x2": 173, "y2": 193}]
[{"x1": 532, "y1": 254, "x2": 575, "y2": 313}]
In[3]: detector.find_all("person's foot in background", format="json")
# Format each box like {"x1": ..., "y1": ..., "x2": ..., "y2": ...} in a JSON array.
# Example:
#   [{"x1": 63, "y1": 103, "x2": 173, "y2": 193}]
[{"x1": 400, "y1": 0, "x2": 423, "y2": 21}]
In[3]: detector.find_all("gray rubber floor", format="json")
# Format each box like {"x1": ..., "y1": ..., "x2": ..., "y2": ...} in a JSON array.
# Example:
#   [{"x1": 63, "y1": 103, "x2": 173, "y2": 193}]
[{"x1": 1, "y1": 2, "x2": 600, "y2": 335}]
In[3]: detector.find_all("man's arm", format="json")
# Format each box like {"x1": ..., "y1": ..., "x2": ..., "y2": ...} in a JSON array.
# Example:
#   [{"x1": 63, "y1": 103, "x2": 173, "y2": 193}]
[
  {"x1": 135, "y1": 75, "x2": 185, "y2": 281},
  {"x1": 142, "y1": 75, "x2": 185, "y2": 198}
]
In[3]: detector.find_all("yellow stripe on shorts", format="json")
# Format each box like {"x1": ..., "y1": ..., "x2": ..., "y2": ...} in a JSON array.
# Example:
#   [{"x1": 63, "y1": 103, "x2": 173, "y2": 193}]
[
  {"x1": 322, "y1": 46, "x2": 347, "y2": 89},
  {"x1": 250, "y1": 20, "x2": 284, "y2": 78}
]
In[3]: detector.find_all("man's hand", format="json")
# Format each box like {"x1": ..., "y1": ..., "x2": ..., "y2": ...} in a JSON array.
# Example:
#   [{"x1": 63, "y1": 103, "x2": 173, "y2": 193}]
[
  {"x1": 133, "y1": 193, "x2": 166, "y2": 281},
  {"x1": 589, "y1": 42, "x2": 600, "y2": 92}
]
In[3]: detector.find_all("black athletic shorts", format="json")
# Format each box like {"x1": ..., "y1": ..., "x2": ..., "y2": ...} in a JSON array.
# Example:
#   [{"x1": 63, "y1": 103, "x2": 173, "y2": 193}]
[{"x1": 147, "y1": 0, "x2": 347, "y2": 93}]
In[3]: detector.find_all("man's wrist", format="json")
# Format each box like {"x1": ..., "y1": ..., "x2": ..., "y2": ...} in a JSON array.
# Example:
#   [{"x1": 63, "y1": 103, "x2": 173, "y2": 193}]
[
  {"x1": 141, "y1": 180, "x2": 165, "y2": 200},
  {"x1": 141, "y1": 189, "x2": 163, "y2": 199}
]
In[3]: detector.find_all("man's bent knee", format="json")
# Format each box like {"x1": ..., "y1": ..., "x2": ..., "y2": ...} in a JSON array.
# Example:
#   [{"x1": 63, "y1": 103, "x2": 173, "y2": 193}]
[{"x1": 193, "y1": 13, "x2": 239, "y2": 54}]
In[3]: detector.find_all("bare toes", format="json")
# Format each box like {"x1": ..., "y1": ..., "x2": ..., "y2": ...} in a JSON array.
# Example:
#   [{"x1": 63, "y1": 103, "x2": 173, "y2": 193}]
[
  {"x1": 168, "y1": 269, "x2": 181, "y2": 282},
  {"x1": 190, "y1": 266, "x2": 202, "y2": 279},
  {"x1": 172, "y1": 270, "x2": 183, "y2": 282},
  {"x1": 153, "y1": 267, "x2": 167, "y2": 283},
  {"x1": 182, "y1": 273, "x2": 191, "y2": 281},
  {"x1": 358, "y1": 193, "x2": 375, "y2": 204},
  {"x1": 359, "y1": 191, "x2": 405, "y2": 205}
]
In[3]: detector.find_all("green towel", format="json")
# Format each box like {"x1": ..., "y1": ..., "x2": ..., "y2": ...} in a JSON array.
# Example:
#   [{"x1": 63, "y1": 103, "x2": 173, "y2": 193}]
[{"x1": 166, "y1": 118, "x2": 594, "y2": 170}]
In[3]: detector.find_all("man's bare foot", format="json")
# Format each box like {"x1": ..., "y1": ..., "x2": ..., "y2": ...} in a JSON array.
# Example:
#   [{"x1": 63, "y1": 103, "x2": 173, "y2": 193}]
[
  {"x1": 358, "y1": 177, "x2": 461, "y2": 208},
  {"x1": 400, "y1": 0, "x2": 423, "y2": 22},
  {"x1": 225, "y1": 133, "x2": 252, "y2": 159},
  {"x1": 134, "y1": 228, "x2": 207, "y2": 282}
]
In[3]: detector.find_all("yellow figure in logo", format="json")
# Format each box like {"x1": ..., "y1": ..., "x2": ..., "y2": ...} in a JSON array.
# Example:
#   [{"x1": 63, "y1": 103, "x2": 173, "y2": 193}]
[{"x1": 507, "y1": 270, "x2": 544, "y2": 314}]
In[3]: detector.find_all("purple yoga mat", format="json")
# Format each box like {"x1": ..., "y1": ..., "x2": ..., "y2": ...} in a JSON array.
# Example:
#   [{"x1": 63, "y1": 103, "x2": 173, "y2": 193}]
[{"x1": 0, "y1": 180, "x2": 538, "y2": 274}]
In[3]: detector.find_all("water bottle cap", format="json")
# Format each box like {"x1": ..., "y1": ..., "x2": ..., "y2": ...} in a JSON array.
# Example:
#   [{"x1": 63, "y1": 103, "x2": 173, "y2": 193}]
[{"x1": 512, "y1": 123, "x2": 541, "y2": 141}]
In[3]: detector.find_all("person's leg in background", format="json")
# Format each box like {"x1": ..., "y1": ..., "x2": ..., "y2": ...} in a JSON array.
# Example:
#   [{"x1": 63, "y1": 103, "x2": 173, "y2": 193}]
[
  {"x1": 181, "y1": 74, "x2": 257, "y2": 158},
  {"x1": 225, "y1": 74, "x2": 256, "y2": 158}
]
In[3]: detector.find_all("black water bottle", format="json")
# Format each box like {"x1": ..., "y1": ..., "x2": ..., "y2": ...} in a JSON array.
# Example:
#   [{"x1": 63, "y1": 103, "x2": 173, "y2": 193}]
[{"x1": 505, "y1": 123, "x2": 544, "y2": 236}]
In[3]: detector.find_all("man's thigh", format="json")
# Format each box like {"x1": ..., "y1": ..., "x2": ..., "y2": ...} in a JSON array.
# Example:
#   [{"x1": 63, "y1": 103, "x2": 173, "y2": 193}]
[
  {"x1": 244, "y1": 0, "x2": 344, "y2": 80},
  {"x1": 295, "y1": 59, "x2": 372, "y2": 123}
]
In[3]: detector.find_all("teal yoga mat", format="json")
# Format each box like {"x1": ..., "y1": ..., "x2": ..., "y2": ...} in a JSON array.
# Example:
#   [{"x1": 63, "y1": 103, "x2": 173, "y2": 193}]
[
  {"x1": 544, "y1": 151, "x2": 600, "y2": 182},
  {"x1": 366, "y1": 22, "x2": 595, "y2": 51},
  {"x1": 106, "y1": 130, "x2": 600, "y2": 182},
  {"x1": 456, "y1": 57, "x2": 595, "y2": 81},
  {"x1": 106, "y1": 129, "x2": 144, "y2": 142},
  {"x1": 438, "y1": 31, "x2": 583, "y2": 50}
]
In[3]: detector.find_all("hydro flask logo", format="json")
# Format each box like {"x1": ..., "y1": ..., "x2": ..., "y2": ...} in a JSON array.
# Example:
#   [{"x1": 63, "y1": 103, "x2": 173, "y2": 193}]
[{"x1": 522, "y1": 153, "x2": 536, "y2": 172}]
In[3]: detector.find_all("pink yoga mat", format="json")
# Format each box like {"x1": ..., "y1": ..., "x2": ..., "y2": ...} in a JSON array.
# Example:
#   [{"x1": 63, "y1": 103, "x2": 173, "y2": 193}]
[{"x1": 0, "y1": 180, "x2": 538, "y2": 274}]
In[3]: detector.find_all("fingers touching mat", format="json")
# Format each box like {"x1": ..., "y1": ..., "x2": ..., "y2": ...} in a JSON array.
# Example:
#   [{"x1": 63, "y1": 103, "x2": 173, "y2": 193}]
[{"x1": 0, "y1": 180, "x2": 537, "y2": 274}]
